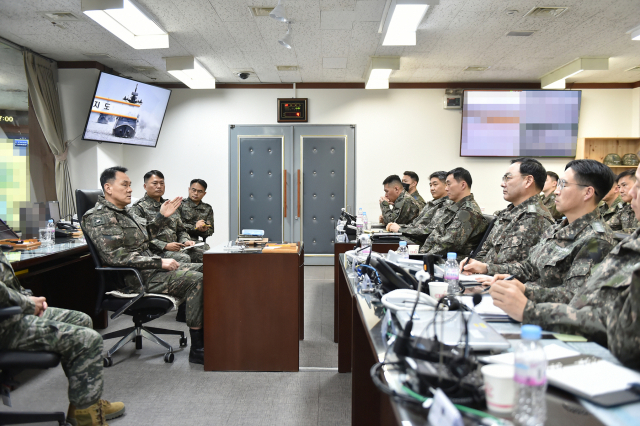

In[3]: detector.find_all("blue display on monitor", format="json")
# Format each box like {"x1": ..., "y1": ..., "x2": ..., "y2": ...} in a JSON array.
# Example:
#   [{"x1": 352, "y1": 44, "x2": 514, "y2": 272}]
[
  {"x1": 82, "y1": 72, "x2": 171, "y2": 148},
  {"x1": 460, "y1": 90, "x2": 582, "y2": 157}
]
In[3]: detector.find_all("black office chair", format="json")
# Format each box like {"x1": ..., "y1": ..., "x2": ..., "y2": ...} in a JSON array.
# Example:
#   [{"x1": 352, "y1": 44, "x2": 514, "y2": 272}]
[
  {"x1": 468, "y1": 214, "x2": 497, "y2": 259},
  {"x1": 76, "y1": 189, "x2": 187, "y2": 367},
  {"x1": 0, "y1": 306, "x2": 67, "y2": 425}
]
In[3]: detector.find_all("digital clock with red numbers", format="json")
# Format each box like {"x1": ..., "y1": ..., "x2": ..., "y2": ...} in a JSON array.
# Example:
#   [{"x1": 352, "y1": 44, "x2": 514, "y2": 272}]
[{"x1": 277, "y1": 98, "x2": 307, "y2": 122}]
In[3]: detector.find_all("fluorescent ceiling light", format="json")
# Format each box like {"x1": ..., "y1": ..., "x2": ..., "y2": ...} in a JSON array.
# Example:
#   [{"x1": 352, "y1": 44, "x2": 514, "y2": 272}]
[
  {"x1": 364, "y1": 57, "x2": 400, "y2": 90},
  {"x1": 626, "y1": 24, "x2": 640, "y2": 40},
  {"x1": 540, "y1": 57, "x2": 608, "y2": 89},
  {"x1": 166, "y1": 57, "x2": 216, "y2": 89},
  {"x1": 381, "y1": 0, "x2": 439, "y2": 46},
  {"x1": 82, "y1": 0, "x2": 169, "y2": 49}
]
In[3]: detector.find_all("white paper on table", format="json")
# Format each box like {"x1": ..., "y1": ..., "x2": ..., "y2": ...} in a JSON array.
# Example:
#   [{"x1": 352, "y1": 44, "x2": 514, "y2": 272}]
[
  {"x1": 546, "y1": 360, "x2": 640, "y2": 397},
  {"x1": 459, "y1": 295, "x2": 509, "y2": 316},
  {"x1": 459, "y1": 273, "x2": 493, "y2": 283},
  {"x1": 180, "y1": 242, "x2": 206, "y2": 251}
]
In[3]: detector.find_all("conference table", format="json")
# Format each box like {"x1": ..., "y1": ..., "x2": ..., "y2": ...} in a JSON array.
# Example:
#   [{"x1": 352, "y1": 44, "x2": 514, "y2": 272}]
[
  {"x1": 202, "y1": 243, "x2": 304, "y2": 372},
  {"x1": 7, "y1": 238, "x2": 106, "y2": 328},
  {"x1": 338, "y1": 253, "x2": 640, "y2": 426}
]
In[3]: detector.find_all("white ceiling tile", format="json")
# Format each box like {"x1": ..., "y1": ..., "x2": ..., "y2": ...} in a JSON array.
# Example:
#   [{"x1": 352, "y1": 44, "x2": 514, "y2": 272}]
[
  {"x1": 278, "y1": 70, "x2": 303, "y2": 82},
  {"x1": 323, "y1": 68, "x2": 346, "y2": 78},
  {"x1": 320, "y1": 11, "x2": 356, "y2": 29},
  {"x1": 208, "y1": 0, "x2": 254, "y2": 21},
  {"x1": 225, "y1": 21, "x2": 269, "y2": 51},
  {"x1": 320, "y1": 0, "x2": 357, "y2": 11},
  {"x1": 354, "y1": 1, "x2": 386, "y2": 22},
  {"x1": 322, "y1": 30, "x2": 351, "y2": 56},
  {"x1": 258, "y1": 72, "x2": 283, "y2": 83},
  {"x1": 323, "y1": 57, "x2": 348, "y2": 68},
  {"x1": 286, "y1": 0, "x2": 322, "y2": 21}
]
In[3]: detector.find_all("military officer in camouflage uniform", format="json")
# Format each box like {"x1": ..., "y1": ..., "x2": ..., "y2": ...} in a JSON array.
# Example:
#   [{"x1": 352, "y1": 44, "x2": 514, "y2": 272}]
[
  {"x1": 485, "y1": 160, "x2": 616, "y2": 305},
  {"x1": 607, "y1": 169, "x2": 640, "y2": 233},
  {"x1": 541, "y1": 171, "x2": 563, "y2": 220},
  {"x1": 461, "y1": 158, "x2": 554, "y2": 275},
  {"x1": 82, "y1": 166, "x2": 205, "y2": 365},
  {"x1": 419, "y1": 167, "x2": 488, "y2": 256},
  {"x1": 598, "y1": 179, "x2": 623, "y2": 222},
  {"x1": 131, "y1": 170, "x2": 204, "y2": 263},
  {"x1": 490, "y1": 166, "x2": 640, "y2": 370},
  {"x1": 379, "y1": 174, "x2": 421, "y2": 225},
  {"x1": 387, "y1": 171, "x2": 451, "y2": 243},
  {"x1": 179, "y1": 178, "x2": 214, "y2": 250},
  {"x1": 402, "y1": 171, "x2": 426, "y2": 209},
  {"x1": 0, "y1": 250, "x2": 124, "y2": 425}
]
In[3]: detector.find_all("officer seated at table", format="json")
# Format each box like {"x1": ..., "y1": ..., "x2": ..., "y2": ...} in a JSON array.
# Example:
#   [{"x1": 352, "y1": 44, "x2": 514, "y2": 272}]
[
  {"x1": 475, "y1": 159, "x2": 615, "y2": 306},
  {"x1": 401, "y1": 171, "x2": 426, "y2": 209},
  {"x1": 82, "y1": 166, "x2": 205, "y2": 365},
  {"x1": 607, "y1": 169, "x2": 640, "y2": 234},
  {"x1": 598, "y1": 177, "x2": 623, "y2": 222},
  {"x1": 179, "y1": 178, "x2": 214, "y2": 251},
  {"x1": 489, "y1": 165, "x2": 640, "y2": 371},
  {"x1": 378, "y1": 174, "x2": 421, "y2": 225},
  {"x1": 540, "y1": 171, "x2": 563, "y2": 221},
  {"x1": 460, "y1": 158, "x2": 554, "y2": 275},
  {"x1": 419, "y1": 167, "x2": 487, "y2": 256}
]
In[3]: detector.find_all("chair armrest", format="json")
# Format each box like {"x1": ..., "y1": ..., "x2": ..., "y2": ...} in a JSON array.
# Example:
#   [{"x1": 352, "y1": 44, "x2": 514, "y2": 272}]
[
  {"x1": 0, "y1": 306, "x2": 23, "y2": 318},
  {"x1": 95, "y1": 267, "x2": 146, "y2": 320}
]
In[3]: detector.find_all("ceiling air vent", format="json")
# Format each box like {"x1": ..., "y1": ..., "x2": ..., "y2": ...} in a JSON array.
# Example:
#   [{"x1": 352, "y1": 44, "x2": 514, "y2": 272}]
[
  {"x1": 524, "y1": 7, "x2": 568, "y2": 18},
  {"x1": 506, "y1": 30, "x2": 536, "y2": 37},
  {"x1": 464, "y1": 66, "x2": 490, "y2": 71},
  {"x1": 249, "y1": 7, "x2": 274, "y2": 17},
  {"x1": 41, "y1": 12, "x2": 81, "y2": 21},
  {"x1": 277, "y1": 65, "x2": 298, "y2": 71},
  {"x1": 133, "y1": 66, "x2": 156, "y2": 72}
]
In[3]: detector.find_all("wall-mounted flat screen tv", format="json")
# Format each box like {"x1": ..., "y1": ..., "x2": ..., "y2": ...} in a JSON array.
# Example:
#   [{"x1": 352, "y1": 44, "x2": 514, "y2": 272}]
[
  {"x1": 82, "y1": 72, "x2": 171, "y2": 148},
  {"x1": 461, "y1": 90, "x2": 581, "y2": 157}
]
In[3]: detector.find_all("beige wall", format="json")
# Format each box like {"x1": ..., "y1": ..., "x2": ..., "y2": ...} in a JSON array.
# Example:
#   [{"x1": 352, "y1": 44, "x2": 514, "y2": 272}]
[{"x1": 58, "y1": 73, "x2": 636, "y2": 243}]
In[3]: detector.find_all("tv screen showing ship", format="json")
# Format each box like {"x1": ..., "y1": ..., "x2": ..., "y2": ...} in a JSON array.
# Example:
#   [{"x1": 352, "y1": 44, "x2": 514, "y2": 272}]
[{"x1": 82, "y1": 72, "x2": 171, "y2": 148}]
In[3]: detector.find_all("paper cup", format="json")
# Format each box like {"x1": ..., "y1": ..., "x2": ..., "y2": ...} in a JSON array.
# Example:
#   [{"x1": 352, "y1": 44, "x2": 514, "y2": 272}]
[
  {"x1": 428, "y1": 282, "x2": 448, "y2": 300},
  {"x1": 408, "y1": 245, "x2": 419, "y2": 254},
  {"x1": 481, "y1": 364, "x2": 516, "y2": 414}
]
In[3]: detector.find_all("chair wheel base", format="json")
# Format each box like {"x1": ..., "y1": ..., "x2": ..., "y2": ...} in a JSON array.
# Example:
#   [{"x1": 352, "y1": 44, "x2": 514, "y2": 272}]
[
  {"x1": 179, "y1": 337, "x2": 188, "y2": 347},
  {"x1": 164, "y1": 353, "x2": 174, "y2": 363},
  {"x1": 103, "y1": 357, "x2": 113, "y2": 367}
]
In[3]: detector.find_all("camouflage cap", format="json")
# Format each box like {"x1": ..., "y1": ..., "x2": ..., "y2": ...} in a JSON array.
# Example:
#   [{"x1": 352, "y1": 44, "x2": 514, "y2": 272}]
[
  {"x1": 622, "y1": 153, "x2": 639, "y2": 166},
  {"x1": 603, "y1": 153, "x2": 622, "y2": 166}
]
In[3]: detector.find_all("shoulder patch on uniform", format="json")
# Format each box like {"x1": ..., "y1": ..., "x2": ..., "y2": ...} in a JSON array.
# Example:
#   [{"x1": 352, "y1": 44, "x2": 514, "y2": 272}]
[
  {"x1": 591, "y1": 221, "x2": 605, "y2": 233},
  {"x1": 528, "y1": 204, "x2": 537, "y2": 213},
  {"x1": 458, "y1": 210, "x2": 471, "y2": 221},
  {"x1": 92, "y1": 216, "x2": 106, "y2": 227},
  {"x1": 97, "y1": 205, "x2": 103, "y2": 210}
]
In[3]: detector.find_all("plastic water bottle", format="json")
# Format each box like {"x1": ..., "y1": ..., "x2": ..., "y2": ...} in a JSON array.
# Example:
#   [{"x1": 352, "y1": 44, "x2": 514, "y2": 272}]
[
  {"x1": 355, "y1": 218, "x2": 363, "y2": 237},
  {"x1": 357, "y1": 207, "x2": 363, "y2": 221},
  {"x1": 47, "y1": 219, "x2": 56, "y2": 245},
  {"x1": 396, "y1": 241, "x2": 409, "y2": 259},
  {"x1": 362, "y1": 212, "x2": 370, "y2": 231},
  {"x1": 336, "y1": 224, "x2": 347, "y2": 243},
  {"x1": 514, "y1": 325, "x2": 547, "y2": 426},
  {"x1": 444, "y1": 252, "x2": 459, "y2": 294}
]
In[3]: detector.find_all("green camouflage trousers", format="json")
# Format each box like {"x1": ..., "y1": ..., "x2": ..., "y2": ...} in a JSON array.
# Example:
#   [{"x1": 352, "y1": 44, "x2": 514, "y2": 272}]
[
  {"x1": 147, "y1": 263, "x2": 203, "y2": 328},
  {"x1": 159, "y1": 247, "x2": 205, "y2": 264},
  {"x1": 0, "y1": 307, "x2": 103, "y2": 408}
]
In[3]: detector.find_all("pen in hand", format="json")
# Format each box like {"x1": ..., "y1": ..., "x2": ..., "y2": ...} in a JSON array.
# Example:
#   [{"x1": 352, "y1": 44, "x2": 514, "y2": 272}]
[{"x1": 481, "y1": 275, "x2": 515, "y2": 293}]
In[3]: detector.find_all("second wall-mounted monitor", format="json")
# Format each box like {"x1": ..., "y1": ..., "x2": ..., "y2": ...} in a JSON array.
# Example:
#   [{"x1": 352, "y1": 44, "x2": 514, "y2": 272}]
[
  {"x1": 461, "y1": 90, "x2": 581, "y2": 157},
  {"x1": 82, "y1": 72, "x2": 171, "y2": 148}
]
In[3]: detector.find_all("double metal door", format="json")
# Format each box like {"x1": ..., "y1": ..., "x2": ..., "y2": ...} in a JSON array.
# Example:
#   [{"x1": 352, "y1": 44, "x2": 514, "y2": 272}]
[{"x1": 229, "y1": 125, "x2": 355, "y2": 265}]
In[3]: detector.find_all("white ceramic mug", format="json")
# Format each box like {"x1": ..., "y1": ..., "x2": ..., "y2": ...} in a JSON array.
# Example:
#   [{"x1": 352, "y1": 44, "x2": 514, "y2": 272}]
[
  {"x1": 428, "y1": 281, "x2": 448, "y2": 300},
  {"x1": 481, "y1": 364, "x2": 516, "y2": 414}
]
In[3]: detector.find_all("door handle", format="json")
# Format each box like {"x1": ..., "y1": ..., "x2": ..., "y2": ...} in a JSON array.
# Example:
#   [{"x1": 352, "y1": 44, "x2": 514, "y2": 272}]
[
  {"x1": 297, "y1": 169, "x2": 301, "y2": 219},
  {"x1": 284, "y1": 170, "x2": 287, "y2": 218}
]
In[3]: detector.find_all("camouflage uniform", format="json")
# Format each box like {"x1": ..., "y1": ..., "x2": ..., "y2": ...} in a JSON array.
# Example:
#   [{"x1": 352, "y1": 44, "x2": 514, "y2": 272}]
[
  {"x1": 380, "y1": 190, "x2": 421, "y2": 225},
  {"x1": 541, "y1": 192, "x2": 563, "y2": 221},
  {"x1": 522, "y1": 229, "x2": 640, "y2": 370},
  {"x1": 409, "y1": 190, "x2": 426, "y2": 210},
  {"x1": 82, "y1": 196, "x2": 204, "y2": 328},
  {"x1": 488, "y1": 209, "x2": 615, "y2": 305},
  {"x1": 131, "y1": 194, "x2": 204, "y2": 263},
  {"x1": 477, "y1": 195, "x2": 555, "y2": 274},
  {"x1": 606, "y1": 202, "x2": 639, "y2": 234},
  {"x1": 0, "y1": 252, "x2": 103, "y2": 408},
  {"x1": 398, "y1": 196, "x2": 452, "y2": 243},
  {"x1": 179, "y1": 197, "x2": 214, "y2": 251},
  {"x1": 419, "y1": 194, "x2": 488, "y2": 257},
  {"x1": 598, "y1": 196, "x2": 624, "y2": 222}
]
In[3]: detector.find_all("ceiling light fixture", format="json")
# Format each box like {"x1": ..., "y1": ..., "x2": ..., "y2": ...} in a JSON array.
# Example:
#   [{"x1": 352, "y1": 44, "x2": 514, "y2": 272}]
[
  {"x1": 540, "y1": 57, "x2": 608, "y2": 89},
  {"x1": 279, "y1": 22, "x2": 293, "y2": 49},
  {"x1": 82, "y1": 0, "x2": 169, "y2": 49},
  {"x1": 270, "y1": 0, "x2": 288, "y2": 22},
  {"x1": 380, "y1": 0, "x2": 439, "y2": 46},
  {"x1": 364, "y1": 56, "x2": 400, "y2": 89},
  {"x1": 165, "y1": 56, "x2": 216, "y2": 89},
  {"x1": 627, "y1": 24, "x2": 640, "y2": 40}
]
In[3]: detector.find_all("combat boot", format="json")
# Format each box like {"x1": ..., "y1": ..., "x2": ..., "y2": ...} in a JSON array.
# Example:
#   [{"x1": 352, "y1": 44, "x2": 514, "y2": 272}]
[
  {"x1": 100, "y1": 399, "x2": 125, "y2": 420},
  {"x1": 189, "y1": 328, "x2": 205, "y2": 364},
  {"x1": 67, "y1": 400, "x2": 108, "y2": 426},
  {"x1": 175, "y1": 302, "x2": 186, "y2": 323}
]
